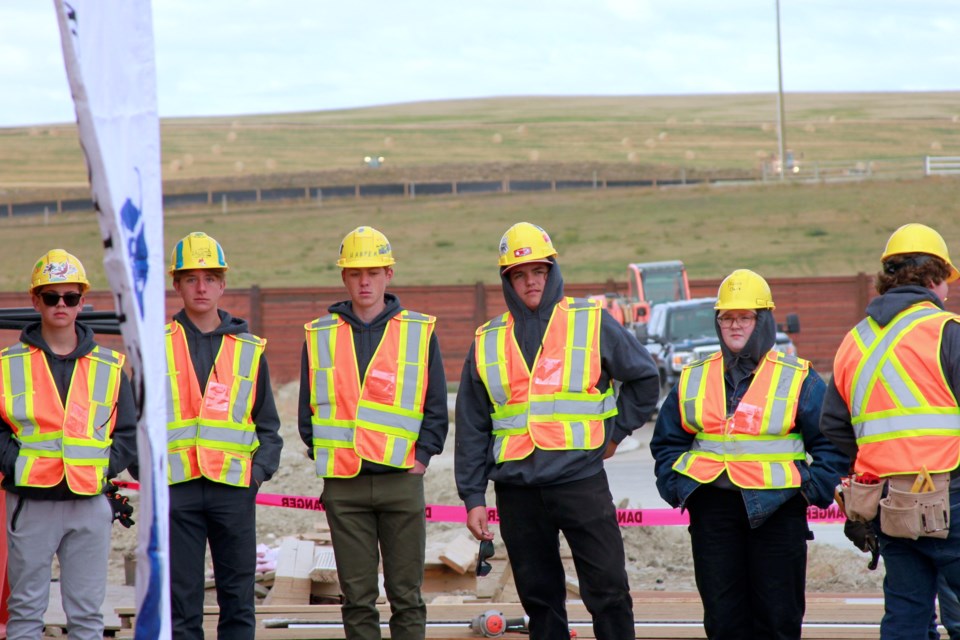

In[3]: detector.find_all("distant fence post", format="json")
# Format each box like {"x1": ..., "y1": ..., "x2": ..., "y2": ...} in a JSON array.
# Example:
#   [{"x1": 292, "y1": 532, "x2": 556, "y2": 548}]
[
  {"x1": 473, "y1": 281, "x2": 487, "y2": 328},
  {"x1": 248, "y1": 285, "x2": 263, "y2": 336}
]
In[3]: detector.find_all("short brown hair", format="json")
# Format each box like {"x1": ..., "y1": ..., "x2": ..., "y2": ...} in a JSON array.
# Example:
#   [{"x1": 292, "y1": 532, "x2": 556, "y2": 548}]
[
  {"x1": 172, "y1": 268, "x2": 226, "y2": 285},
  {"x1": 876, "y1": 254, "x2": 950, "y2": 295}
]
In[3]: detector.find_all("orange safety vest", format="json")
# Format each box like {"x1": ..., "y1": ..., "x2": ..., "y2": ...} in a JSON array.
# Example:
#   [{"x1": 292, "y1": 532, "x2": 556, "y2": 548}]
[
  {"x1": 474, "y1": 297, "x2": 617, "y2": 463},
  {"x1": 0, "y1": 342, "x2": 124, "y2": 495},
  {"x1": 164, "y1": 322, "x2": 264, "y2": 487},
  {"x1": 672, "y1": 350, "x2": 808, "y2": 489},
  {"x1": 834, "y1": 301, "x2": 960, "y2": 477},
  {"x1": 305, "y1": 311, "x2": 434, "y2": 478}
]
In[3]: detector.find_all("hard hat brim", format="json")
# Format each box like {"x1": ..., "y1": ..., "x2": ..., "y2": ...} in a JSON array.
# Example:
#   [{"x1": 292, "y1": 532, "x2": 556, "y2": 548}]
[{"x1": 501, "y1": 258, "x2": 554, "y2": 274}]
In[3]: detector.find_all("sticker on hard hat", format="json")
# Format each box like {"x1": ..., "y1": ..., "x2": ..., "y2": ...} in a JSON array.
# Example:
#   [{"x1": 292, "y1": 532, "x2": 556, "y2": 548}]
[
  {"x1": 43, "y1": 261, "x2": 79, "y2": 282},
  {"x1": 513, "y1": 247, "x2": 532, "y2": 258}
]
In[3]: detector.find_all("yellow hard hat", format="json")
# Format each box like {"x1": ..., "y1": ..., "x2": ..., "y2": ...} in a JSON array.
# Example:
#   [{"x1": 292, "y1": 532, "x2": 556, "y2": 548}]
[
  {"x1": 30, "y1": 249, "x2": 90, "y2": 294},
  {"x1": 337, "y1": 226, "x2": 395, "y2": 268},
  {"x1": 498, "y1": 222, "x2": 557, "y2": 269},
  {"x1": 881, "y1": 223, "x2": 959, "y2": 283},
  {"x1": 715, "y1": 269, "x2": 775, "y2": 311},
  {"x1": 169, "y1": 232, "x2": 229, "y2": 274}
]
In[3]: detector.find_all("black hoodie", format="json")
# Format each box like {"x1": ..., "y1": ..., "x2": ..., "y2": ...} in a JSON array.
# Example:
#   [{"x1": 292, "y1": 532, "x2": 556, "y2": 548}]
[
  {"x1": 820, "y1": 286, "x2": 960, "y2": 461},
  {"x1": 0, "y1": 321, "x2": 137, "y2": 500},
  {"x1": 171, "y1": 309, "x2": 283, "y2": 485},
  {"x1": 297, "y1": 293, "x2": 449, "y2": 473},
  {"x1": 454, "y1": 259, "x2": 661, "y2": 511},
  {"x1": 717, "y1": 307, "x2": 777, "y2": 390}
]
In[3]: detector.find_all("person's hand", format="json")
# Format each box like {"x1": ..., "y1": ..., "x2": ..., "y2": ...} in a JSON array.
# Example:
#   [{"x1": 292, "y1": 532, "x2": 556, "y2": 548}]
[
  {"x1": 603, "y1": 441, "x2": 618, "y2": 460},
  {"x1": 408, "y1": 460, "x2": 427, "y2": 475},
  {"x1": 467, "y1": 505, "x2": 495, "y2": 541},
  {"x1": 104, "y1": 481, "x2": 135, "y2": 528},
  {"x1": 843, "y1": 519, "x2": 879, "y2": 570}
]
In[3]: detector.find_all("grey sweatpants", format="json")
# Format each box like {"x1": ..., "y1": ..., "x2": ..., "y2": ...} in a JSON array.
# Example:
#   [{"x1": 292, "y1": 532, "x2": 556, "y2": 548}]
[{"x1": 5, "y1": 494, "x2": 112, "y2": 640}]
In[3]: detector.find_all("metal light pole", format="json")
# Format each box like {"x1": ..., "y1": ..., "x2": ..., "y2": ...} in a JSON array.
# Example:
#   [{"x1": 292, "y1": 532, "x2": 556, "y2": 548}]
[{"x1": 775, "y1": 0, "x2": 787, "y2": 181}]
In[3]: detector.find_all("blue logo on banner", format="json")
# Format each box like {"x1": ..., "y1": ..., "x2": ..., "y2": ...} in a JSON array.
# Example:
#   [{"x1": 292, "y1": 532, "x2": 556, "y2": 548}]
[{"x1": 121, "y1": 170, "x2": 148, "y2": 317}]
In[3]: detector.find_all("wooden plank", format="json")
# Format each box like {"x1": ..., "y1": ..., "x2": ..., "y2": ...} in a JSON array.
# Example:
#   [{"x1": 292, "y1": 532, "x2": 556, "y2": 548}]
[{"x1": 438, "y1": 535, "x2": 478, "y2": 575}]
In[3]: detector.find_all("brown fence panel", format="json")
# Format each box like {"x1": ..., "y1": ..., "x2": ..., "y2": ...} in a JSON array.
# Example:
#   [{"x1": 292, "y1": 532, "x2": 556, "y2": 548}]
[{"x1": 3, "y1": 274, "x2": 955, "y2": 387}]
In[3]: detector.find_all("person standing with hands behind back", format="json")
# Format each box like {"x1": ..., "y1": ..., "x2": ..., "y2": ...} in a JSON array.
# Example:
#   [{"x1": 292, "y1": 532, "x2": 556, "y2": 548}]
[
  {"x1": 165, "y1": 232, "x2": 282, "y2": 640},
  {"x1": 0, "y1": 250, "x2": 137, "y2": 640},
  {"x1": 455, "y1": 222, "x2": 660, "y2": 640}
]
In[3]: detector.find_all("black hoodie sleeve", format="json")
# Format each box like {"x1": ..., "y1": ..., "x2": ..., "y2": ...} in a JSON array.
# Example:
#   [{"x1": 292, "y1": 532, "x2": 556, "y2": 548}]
[
  {"x1": 297, "y1": 342, "x2": 314, "y2": 456},
  {"x1": 599, "y1": 311, "x2": 661, "y2": 443},
  {"x1": 415, "y1": 332, "x2": 449, "y2": 466},
  {"x1": 107, "y1": 371, "x2": 138, "y2": 478},
  {"x1": 251, "y1": 356, "x2": 283, "y2": 485}
]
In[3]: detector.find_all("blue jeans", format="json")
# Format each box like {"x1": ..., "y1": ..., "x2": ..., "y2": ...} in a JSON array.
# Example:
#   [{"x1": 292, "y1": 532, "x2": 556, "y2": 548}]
[{"x1": 880, "y1": 488, "x2": 960, "y2": 640}]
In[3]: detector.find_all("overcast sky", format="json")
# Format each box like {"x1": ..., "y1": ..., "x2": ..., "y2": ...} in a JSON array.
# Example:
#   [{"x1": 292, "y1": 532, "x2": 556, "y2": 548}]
[{"x1": 1, "y1": 0, "x2": 957, "y2": 128}]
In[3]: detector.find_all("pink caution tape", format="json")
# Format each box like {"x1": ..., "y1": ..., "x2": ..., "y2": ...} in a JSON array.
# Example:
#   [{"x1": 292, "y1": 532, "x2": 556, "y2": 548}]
[{"x1": 114, "y1": 481, "x2": 845, "y2": 526}]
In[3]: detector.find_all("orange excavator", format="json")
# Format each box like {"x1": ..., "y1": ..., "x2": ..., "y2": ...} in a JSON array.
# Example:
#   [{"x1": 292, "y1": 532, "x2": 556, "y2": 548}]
[{"x1": 590, "y1": 261, "x2": 690, "y2": 337}]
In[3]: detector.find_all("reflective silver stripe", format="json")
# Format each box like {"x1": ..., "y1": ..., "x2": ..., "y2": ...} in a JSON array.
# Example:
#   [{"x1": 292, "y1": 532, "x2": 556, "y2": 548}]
[
  {"x1": 570, "y1": 421, "x2": 586, "y2": 448},
  {"x1": 167, "y1": 425, "x2": 198, "y2": 444},
  {"x1": 198, "y1": 424, "x2": 258, "y2": 447},
  {"x1": 225, "y1": 458, "x2": 243, "y2": 485},
  {"x1": 388, "y1": 441, "x2": 407, "y2": 467},
  {"x1": 480, "y1": 325, "x2": 508, "y2": 405},
  {"x1": 674, "y1": 451, "x2": 693, "y2": 473},
  {"x1": 492, "y1": 414, "x2": 528, "y2": 431},
  {"x1": 771, "y1": 463, "x2": 787, "y2": 487},
  {"x1": 400, "y1": 318, "x2": 425, "y2": 410},
  {"x1": 404, "y1": 311, "x2": 431, "y2": 322},
  {"x1": 356, "y1": 405, "x2": 421, "y2": 434},
  {"x1": 64, "y1": 444, "x2": 110, "y2": 460},
  {"x1": 492, "y1": 438, "x2": 504, "y2": 460},
  {"x1": 682, "y1": 364, "x2": 706, "y2": 430},
  {"x1": 231, "y1": 378, "x2": 254, "y2": 423},
  {"x1": 529, "y1": 394, "x2": 615, "y2": 417},
  {"x1": 852, "y1": 307, "x2": 942, "y2": 410},
  {"x1": 310, "y1": 315, "x2": 339, "y2": 330},
  {"x1": 314, "y1": 448, "x2": 331, "y2": 476},
  {"x1": 763, "y1": 361, "x2": 803, "y2": 436},
  {"x1": 20, "y1": 439, "x2": 62, "y2": 453},
  {"x1": 690, "y1": 437, "x2": 804, "y2": 456},
  {"x1": 854, "y1": 319, "x2": 877, "y2": 348},
  {"x1": 235, "y1": 334, "x2": 258, "y2": 378},
  {"x1": 4, "y1": 344, "x2": 30, "y2": 357},
  {"x1": 568, "y1": 305, "x2": 589, "y2": 393},
  {"x1": 311, "y1": 318, "x2": 336, "y2": 420},
  {"x1": 5, "y1": 348, "x2": 41, "y2": 438},
  {"x1": 879, "y1": 360, "x2": 921, "y2": 408},
  {"x1": 567, "y1": 298, "x2": 595, "y2": 309},
  {"x1": 313, "y1": 424, "x2": 355, "y2": 443},
  {"x1": 91, "y1": 347, "x2": 122, "y2": 366},
  {"x1": 859, "y1": 412, "x2": 960, "y2": 437},
  {"x1": 169, "y1": 453, "x2": 186, "y2": 483}
]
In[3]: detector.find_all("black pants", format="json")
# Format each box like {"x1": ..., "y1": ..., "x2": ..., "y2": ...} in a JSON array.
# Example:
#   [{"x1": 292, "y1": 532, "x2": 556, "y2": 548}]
[
  {"x1": 169, "y1": 479, "x2": 257, "y2": 640},
  {"x1": 687, "y1": 485, "x2": 808, "y2": 640},
  {"x1": 495, "y1": 470, "x2": 633, "y2": 640}
]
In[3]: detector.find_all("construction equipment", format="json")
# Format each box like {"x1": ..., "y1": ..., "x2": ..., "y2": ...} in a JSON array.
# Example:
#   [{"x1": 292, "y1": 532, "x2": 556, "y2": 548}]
[
  {"x1": 469, "y1": 610, "x2": 578, "y2": 637},
  {"x1": 590, "y1": 261, "x2": 690, "y2": 337}
]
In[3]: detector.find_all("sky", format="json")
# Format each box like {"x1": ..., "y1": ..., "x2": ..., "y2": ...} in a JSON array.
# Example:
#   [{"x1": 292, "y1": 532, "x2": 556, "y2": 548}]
[{"x1": 1, "y1": 0, "x2": 958, "y2": 128}]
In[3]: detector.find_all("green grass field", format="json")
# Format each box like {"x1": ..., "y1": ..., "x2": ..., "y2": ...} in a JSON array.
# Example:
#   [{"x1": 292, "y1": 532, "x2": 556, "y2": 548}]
[{"x1": 1, "y1": 93, "x2": 959, "y2": 291}]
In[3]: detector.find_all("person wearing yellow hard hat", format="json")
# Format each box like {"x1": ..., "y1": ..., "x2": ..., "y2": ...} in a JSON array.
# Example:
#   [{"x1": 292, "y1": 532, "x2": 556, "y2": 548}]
[
  {"x1": 0, "y1": 250, "x2": 137, "y2": 639},
  {"x1": 298, "y1": 226, "x2": 447, "y2": 640},
  {"x1": 650, "y1": 268, "x2": 846, "y2": 639},
  {"x1": 821, "y1": 223, "x2": 960, "y2": 639},
  {"x1": 455, "y1": 222, "x2": 660, "y2": 639},
  {"x1": 164, "y1": 232, "x2": 282, "y2": 639}
]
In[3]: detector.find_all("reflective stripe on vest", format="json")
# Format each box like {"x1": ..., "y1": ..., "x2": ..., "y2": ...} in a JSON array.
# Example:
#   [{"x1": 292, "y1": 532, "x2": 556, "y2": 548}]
[
  {"x1": 674, "y1": 350, "x2": 807, "y2": 489},
  {"x1": 306, "y1": 310, "x2": 434, "y2": 477},
  {"x1": 164, "y1": 322, "x2": 264, "y2": 487},
  {"x1": 835, "y1": 302, "x2": 960, "y2": 477},
  {"x1": 475, "y1": 297, "x2": 616, "y2": 463},
  {"x1": 0, "y1": 343, "x2": 124, "y2": 495}
]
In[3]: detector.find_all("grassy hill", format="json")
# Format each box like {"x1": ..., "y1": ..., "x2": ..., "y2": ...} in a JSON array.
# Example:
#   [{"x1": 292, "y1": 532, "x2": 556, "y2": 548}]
[{"x1": 1, "y1": 93, "x2": 959, "y2": 291}]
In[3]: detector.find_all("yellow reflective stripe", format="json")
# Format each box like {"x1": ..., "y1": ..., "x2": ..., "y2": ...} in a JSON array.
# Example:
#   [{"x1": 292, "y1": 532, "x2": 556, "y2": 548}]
[
  {"x1": 1, "y1": 345, "x2": 39, "y2": 436},
  {"x1": 564, "y1": 299, "x2": 597, "y2": 393},
  {"x1": 757, "y1": 357, "x2": 806, "y2": 436},
  {"x1": 164, "y1": 326, "x2": 184, "y2": 424},
  {"x1": 476, "y1": 314, "x2": 512, "y2": 406}
]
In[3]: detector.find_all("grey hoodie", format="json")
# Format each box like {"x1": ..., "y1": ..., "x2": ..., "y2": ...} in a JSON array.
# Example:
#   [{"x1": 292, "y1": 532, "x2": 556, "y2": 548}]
[
  {"x1": 0, "y1": 321, "x2": 137, "y2": 500},
  {"x1": 455, "y1": 259, "x2": 661, "y2": 511},
  {"x1": 820, "y1": 286, "x2": 960, "y2": 461}
]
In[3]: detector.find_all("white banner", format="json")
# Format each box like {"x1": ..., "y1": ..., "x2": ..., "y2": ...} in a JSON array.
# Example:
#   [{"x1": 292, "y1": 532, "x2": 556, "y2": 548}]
[{"x1": 54, "y1": 1, "x2": 170, "y2": 637}]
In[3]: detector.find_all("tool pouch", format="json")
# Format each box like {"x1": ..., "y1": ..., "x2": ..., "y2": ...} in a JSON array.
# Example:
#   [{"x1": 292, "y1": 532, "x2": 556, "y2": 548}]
[
  {"x1": 879, "y1": 475, "x2": 950, "y2": 540},
  {"x1": 845, "y1": 478, "x2": 884, "y2": 522}
]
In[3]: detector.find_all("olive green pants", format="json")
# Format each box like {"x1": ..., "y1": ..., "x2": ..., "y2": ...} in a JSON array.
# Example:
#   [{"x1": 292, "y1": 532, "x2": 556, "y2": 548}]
[{"x1": 323, "y1": 473, "x2": 426, "y2": 640}]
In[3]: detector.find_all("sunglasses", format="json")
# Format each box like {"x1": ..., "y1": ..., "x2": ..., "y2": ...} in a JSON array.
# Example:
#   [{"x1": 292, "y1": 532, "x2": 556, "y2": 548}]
[
  {"x1": 476, "y1": 539, "x2": 495, "y2": 577},
  {"x1": 39, "y1": 292, "x2": 83, "y2": 308}
]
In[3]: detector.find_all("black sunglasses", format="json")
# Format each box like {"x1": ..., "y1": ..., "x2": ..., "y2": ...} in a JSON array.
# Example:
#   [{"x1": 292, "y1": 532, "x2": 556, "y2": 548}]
[
  {"x1": 39, "y1": 292, "x2": 83, "y2": 308},
  {"x1": 476, "y1": 539, "x2": 495, "y2": 577}
]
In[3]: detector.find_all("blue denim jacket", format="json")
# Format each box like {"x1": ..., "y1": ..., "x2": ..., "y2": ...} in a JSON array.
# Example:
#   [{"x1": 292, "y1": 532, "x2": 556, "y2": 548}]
[{"x1": 650, "y1": 366, "x2": 849, "y2": 529}]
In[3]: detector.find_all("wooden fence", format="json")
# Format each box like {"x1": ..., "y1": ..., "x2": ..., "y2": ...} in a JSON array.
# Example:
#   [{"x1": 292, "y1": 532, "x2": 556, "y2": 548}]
[{"x1": 0, "y1": 273, "x2": 910, "y2": 385}]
